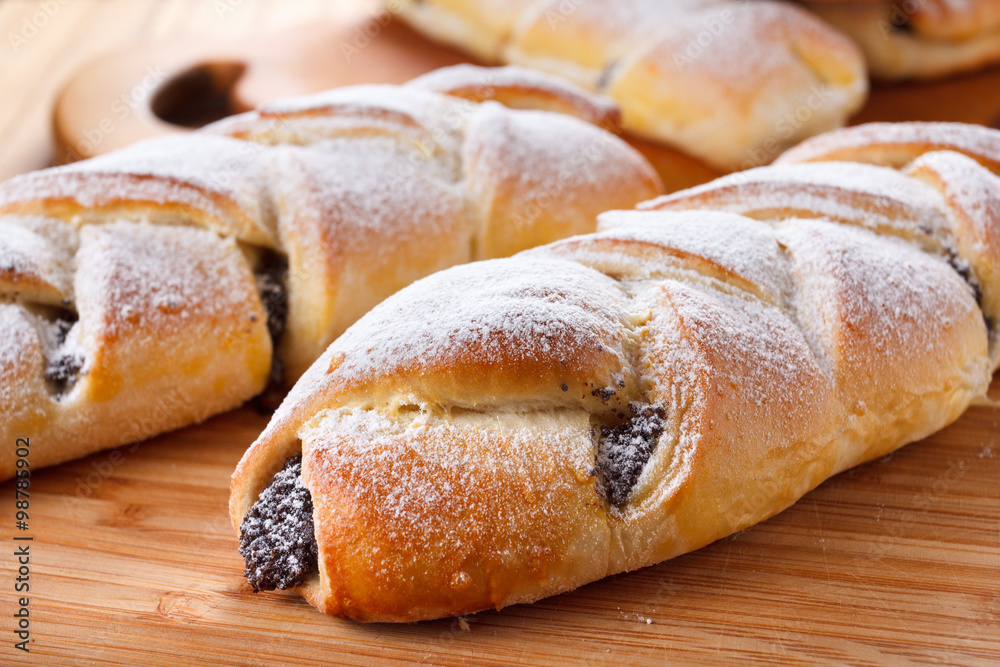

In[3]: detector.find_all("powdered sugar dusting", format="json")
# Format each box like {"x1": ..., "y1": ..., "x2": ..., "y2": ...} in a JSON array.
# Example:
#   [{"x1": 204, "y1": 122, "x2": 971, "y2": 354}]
[
  {"x1": 644, "y1": 162, "x2": 952, "y2": 245},
  {"x1": 276, "y1": 212, "x2": 988, "y2": 531},
  {"x1": 597, "y1": 403, "x2": 666, "y2": 506},
  {"x1": 908, "y1": 150, "x2": 1000, "y2": 256},
  {"x1": 778, "y1": 219, "x2": 981, "y2": 385},
  {"x1": 301, "y1": 406, "x2": 597, "y2": 576},
  {"x1": 632, "y1": 1, "x2": 844, "y2": 85},
  {"x1": 326, "y1": 256, "x2": 629, "y2": 387},
  {"x1": 0, "y1": 135, "x2": 275, "y2": 248},
  {"x1": 778, "y1": 122, "x2": 1000, "y2": 171},
  {"x1": 517, "y1": 0, "x2": 724, "y2": 64},
  {"x1": 0, "y1": 70, "x2": 658, "y2": 485},
  {"x1": 8, "y1": 135, "x2": 261, "y2": 210},
  {"x1": 259, "y1": 83, "x2": 473, "y2": 128},
  {"x1": 590, "y1": 209, "x2": 791, "y2": 301},
  {"x1": 465, "y1": 102, "x2": 646, "y2": 209},
  {"x1": 0, "y1": 304, "x2": 44, "y2": 410},
  {"x1": 406, "y1": 64, "x2": 620, "y2": 127},
  {"x1": 646, "y1": 272, "x2": 832, "y2": 443},
  {"x1": 0, "y1": 216, "x2": 77, "y2": 301},
  {"x1": 74, "y1": 221, "x2": 255, "y2": 340},
  {"x1": 238, "y1": 122, "x2": 1000, "y2": 621}
]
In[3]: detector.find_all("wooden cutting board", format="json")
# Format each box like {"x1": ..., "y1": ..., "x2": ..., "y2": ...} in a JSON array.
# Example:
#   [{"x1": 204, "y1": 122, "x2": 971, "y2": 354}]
[{"x1": 2, "y1": 7, "x2": 1000, "y2": 666}]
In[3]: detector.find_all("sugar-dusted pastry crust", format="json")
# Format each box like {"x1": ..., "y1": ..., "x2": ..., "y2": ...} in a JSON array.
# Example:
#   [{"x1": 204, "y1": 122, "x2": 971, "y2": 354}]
[
  {"x1": 232, "y1": 122, "x2": 999, "y2": 622},
  {"x1": 394, "y1": 0, "x2": 869, "y2": 170},
  {"x1": 0, "y1": 66, "x2": 661, "y2": 479}
]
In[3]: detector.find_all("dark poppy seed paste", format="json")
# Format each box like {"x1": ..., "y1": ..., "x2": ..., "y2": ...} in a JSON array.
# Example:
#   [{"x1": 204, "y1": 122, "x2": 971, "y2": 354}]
[
  {"x1": 239, "y1": 454, "x2": 319, "y2": 592},
  {"x1": 597, "y1": 403, "x2": 667, "y2": 507}
]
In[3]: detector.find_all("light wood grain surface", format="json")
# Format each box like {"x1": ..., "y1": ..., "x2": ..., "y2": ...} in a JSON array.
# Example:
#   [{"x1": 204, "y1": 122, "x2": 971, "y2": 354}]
[{"x1": 1, "y1": 1, "x2": 999, "y2": 665}]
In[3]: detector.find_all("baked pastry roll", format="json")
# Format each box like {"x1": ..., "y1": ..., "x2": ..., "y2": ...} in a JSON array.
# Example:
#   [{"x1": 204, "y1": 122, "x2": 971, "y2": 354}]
[
  {"x1": 393, "y1": 0, "x2": 869, "y2": 169},
  {"x1": 231, "y1": 122, "x2": 999, "y2": 622},
  {"x1": 0, "y1": 66, "x2": 661, "y2": 479},
  {"x1": 801, "y1": 0, "x2": 1000, "y2": 79}
]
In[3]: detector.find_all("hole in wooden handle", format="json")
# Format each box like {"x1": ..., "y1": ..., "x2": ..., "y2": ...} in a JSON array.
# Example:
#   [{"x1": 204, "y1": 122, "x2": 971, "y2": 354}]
[{"x1": 151, "y1": 61, "x2": 249, "y2": 128}]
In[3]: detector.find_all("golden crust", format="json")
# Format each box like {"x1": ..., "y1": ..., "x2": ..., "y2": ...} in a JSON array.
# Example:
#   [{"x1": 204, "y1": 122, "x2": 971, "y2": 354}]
[
  {"x1": 905, "y1": 151, "x2": 1000, "y2": 367},
  {"x1": 290, "y1": 258, "x2": 635, "y2": 417},
  {"x1": 232, "y1": 122, "x2": 997, "y2": 622},
  {"x1": 507, "y1": 0, "x2": 690, "y2": 82},
  {"x1": 605, "y1": 2, "x2": 867, "y2": 169},
  {"x1": 0, "y1": 217, "x2": 76, "y2": 306},
  {"x1": 641, "y1": 162, "x2": 951, "y2": 250},
  {"x1": 407, "y1": 64, "x2": 622, "y2": 131},
  {"x1": 611, "y1": 277, "x2": 841, "y2": 570},
  {"x1": 462, "y1": 104, "x2": 661, "y2": 259},
  {"x1": 270, "y1": 148, "x2": 471, "y2": 380},
  {"x1": 300, "y1": 409, "x2": 608, "y2": 622},
  {"x1": 0, "y1": 135, "x2": 280, "y2": 248},
  {"x1": 776, "y1": 122, "x2": 1000, "y2": 173},
  {"x1": 775, "y1": 123, "x2": 1000, "y2": 365}
]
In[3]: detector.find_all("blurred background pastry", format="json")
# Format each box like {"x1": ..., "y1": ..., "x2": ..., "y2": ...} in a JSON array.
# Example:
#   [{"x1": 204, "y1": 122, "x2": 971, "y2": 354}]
[{"x1": 801, "y1": 0, "x2": 1000, "y2": 80}]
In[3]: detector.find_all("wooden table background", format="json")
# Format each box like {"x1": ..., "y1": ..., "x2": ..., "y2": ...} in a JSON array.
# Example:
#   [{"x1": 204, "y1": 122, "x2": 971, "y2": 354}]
[{"x1": 0, "y1": 1, "x2": 999, "y2": 665}]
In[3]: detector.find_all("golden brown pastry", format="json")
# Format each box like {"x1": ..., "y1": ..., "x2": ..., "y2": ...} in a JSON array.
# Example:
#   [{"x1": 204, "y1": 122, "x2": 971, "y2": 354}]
[
  {"x1": 0, "y1": 66, "x2": 661, "y2": 479},
  {"x1": 801, "y1": 0, "x2": 1000, "y2": 79},
  {"x1": 231, "y1": 121, "x2": 999, "y2": 622},
  {"x1": 393, "y1": 0, "x2": 869, "y2": 170}
]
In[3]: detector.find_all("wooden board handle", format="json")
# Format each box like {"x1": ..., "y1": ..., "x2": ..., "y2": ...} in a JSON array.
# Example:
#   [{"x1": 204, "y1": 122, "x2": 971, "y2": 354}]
[{"x1": 52, "y1": 14, "x2": 469, "y2": 163}]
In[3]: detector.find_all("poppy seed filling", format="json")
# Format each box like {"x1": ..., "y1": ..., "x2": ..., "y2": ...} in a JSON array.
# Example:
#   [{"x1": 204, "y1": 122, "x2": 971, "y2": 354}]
[
  {"x1": 253, "y1": 251, "x2": 289, "y2": 412},
  {"x1": 44, "y1": 312, "x2": 84, "y2": 395},
  {"x1": 239, "y1": 454, "x2": 319, "y2": 592},
  {"x1": 597, "y1": 403, "x2": 667, "y2": 507},
  {"x1": 255, "y1": 254, "x2": 289, "y2": 347}
]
